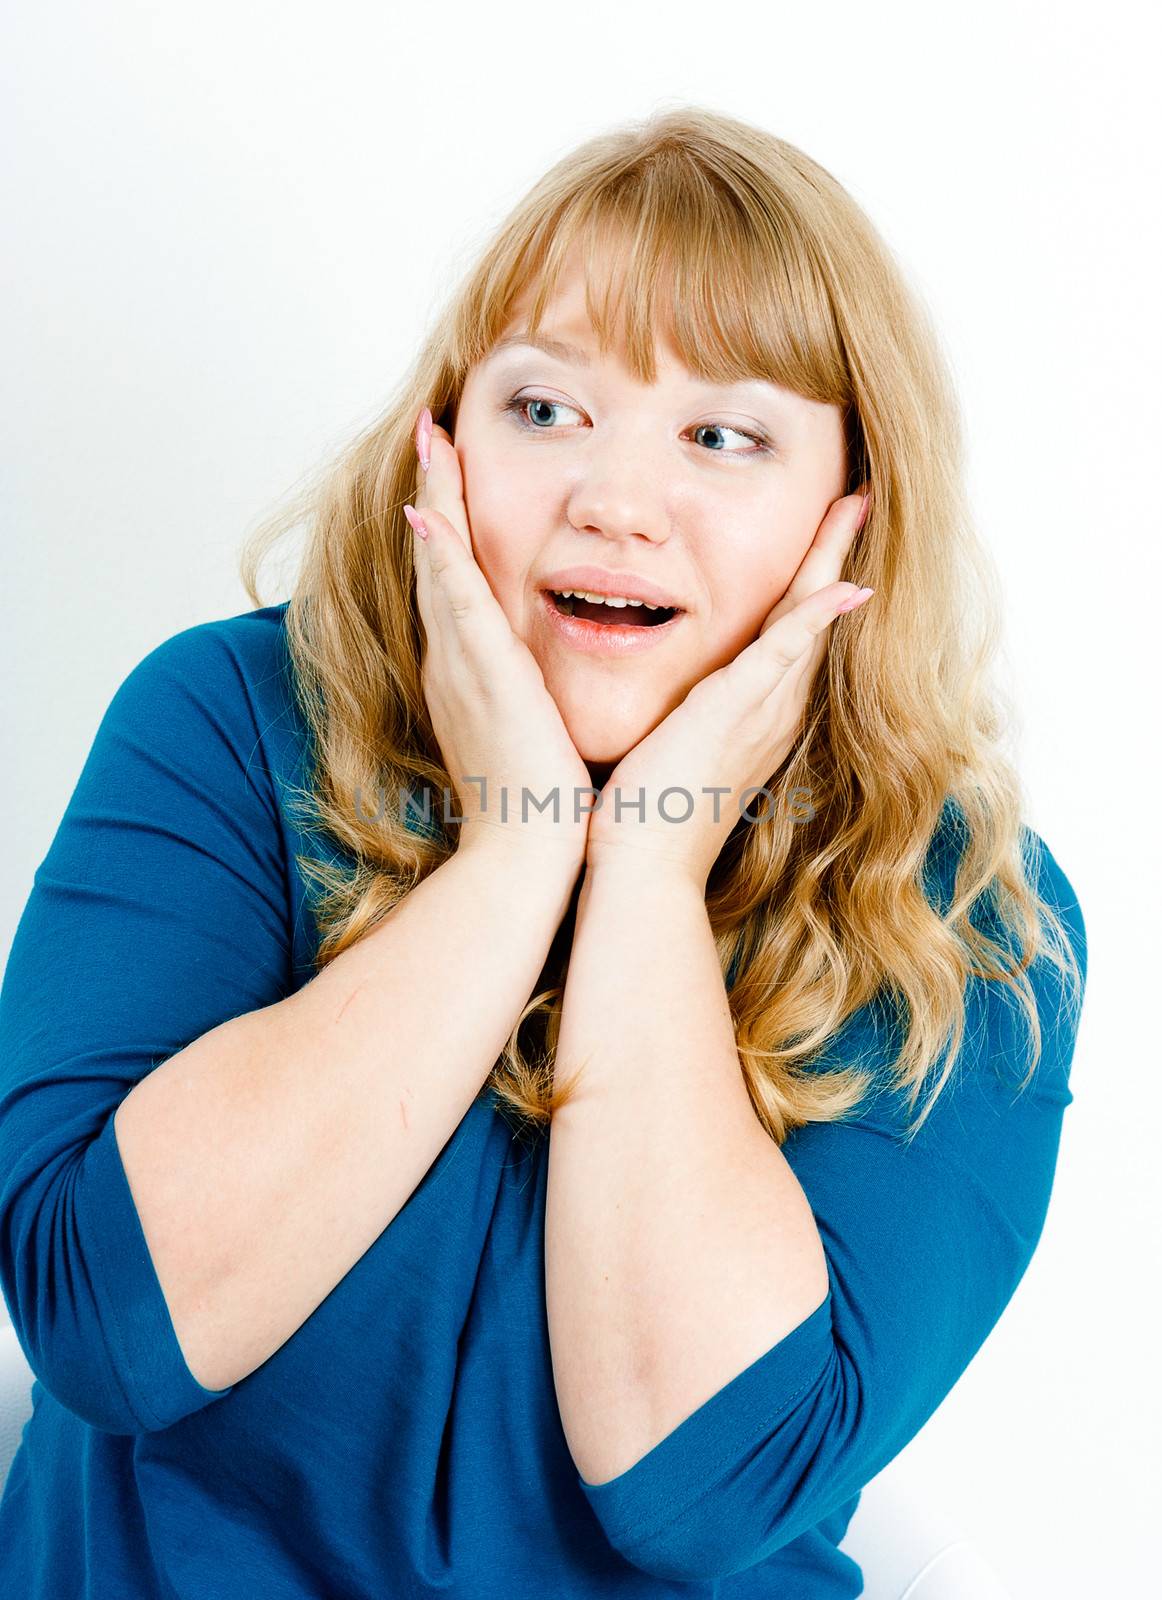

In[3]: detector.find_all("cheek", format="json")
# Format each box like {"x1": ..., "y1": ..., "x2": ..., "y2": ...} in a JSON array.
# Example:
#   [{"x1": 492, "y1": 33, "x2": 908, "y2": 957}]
[
  {"x1": 464, "y1": 516, "x2": 537, "y2": 634},
  {"x1": 462, "y1": 459, "x2": 556, "y2": 627},
  {"x1": 706, "y1": 533, "x2": 800, "y2": 644}
]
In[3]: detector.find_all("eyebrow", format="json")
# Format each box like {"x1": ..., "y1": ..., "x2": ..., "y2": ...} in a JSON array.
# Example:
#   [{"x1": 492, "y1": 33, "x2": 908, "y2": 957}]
[{"x1": 487, "y1": 334, "x2": 592, "y2": 368}]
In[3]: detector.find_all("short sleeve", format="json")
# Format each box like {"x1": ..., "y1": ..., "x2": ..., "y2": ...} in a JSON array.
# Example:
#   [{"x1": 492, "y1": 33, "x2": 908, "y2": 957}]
[
  {"x1": 0, "y1": 620, "x2": 296, "y2": 1433},
  {"x1": 577, "y1": 831, "x2": 1087, "y2": 1582}
]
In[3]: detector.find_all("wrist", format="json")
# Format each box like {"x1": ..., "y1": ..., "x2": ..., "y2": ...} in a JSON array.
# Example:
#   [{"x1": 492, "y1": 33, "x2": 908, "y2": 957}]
[
  {"x1": 458, "y1": 821, "x2": 587, "y2": 882},
  {"x1": 581, "y1": 842, "x2": 708, "y2": 900}
]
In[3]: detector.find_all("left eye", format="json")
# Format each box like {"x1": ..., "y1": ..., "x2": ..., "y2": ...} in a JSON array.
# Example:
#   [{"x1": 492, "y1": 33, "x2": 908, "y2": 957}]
[
  {"x1": 502, "y1": 394, "x2": 768, "y2": 455},
  {"x1": 690, "y1": 422, "x2": 765, "y2": 454}
]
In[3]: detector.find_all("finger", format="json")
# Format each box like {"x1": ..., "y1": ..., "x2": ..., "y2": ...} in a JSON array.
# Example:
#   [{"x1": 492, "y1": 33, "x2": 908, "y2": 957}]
[
  {"x1": 733, "y1": 581, "x2": 873, "y2": 696},
  {"x1": 416, "y1": 423, "x2": 474, "y2": 555},
  {"x1": 407, "y1": 503, "x2": 435, "y2": 660},
  {"x1": 799, "y1": 486, "x2": 871, "y2": 587},
  {"x1": 759, "y1": 486, "x2": 871, "y2": 638},
  {"x1": 405, "y1": 503, "x2": 519, "y2": 672}
]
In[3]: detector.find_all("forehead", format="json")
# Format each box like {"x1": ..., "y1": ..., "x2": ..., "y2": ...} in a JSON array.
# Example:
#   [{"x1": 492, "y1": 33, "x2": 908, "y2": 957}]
[
  {"x1": 484, "y1": 264, "x2": 740, "y2": 384},
  {"x1": 488, "y1": 245, "x2": 683, "y2": 369},
  {"x1": 487, "y1": 330, "x2": 598, "y2": 369}
]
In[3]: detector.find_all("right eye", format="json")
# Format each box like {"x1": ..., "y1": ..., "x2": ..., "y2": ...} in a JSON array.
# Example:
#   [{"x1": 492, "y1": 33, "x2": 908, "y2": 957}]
[{"x1": 502, "y1": 393, "x2": 585, "y2": 431}]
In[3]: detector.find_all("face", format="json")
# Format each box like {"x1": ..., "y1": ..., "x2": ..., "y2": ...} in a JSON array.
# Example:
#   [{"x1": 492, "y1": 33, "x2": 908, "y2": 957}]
[{"x1": 451, "y1": 249, "x2": 848, "y2": 777}]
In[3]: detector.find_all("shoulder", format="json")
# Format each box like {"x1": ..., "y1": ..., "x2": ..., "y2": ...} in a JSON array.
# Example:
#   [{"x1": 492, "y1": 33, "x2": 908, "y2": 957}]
[
  {"x1": 106, "y1": 602, "x2": 297, "y2": 743},
  {"x1": 88, "y1": 602, "x2": 304, "y2": 823},
  {"x1": 117, "y1": 602, "x2": 292, "y2": 710},
  {"x1": 1017, "y1": 824, "x2": 1087, "y2": 986},
  {"x1": 925, "y1": 799, "x2": 1086, "y2": 982}
]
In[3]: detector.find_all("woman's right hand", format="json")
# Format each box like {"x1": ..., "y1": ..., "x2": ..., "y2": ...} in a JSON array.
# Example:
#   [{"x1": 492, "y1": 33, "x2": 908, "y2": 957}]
[{"x1": 405, "y1": 410, "x2": 594, "y2": 872}]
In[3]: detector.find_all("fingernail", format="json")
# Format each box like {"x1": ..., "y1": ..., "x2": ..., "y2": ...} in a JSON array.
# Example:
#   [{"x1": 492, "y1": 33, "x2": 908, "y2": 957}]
[
  {"x1": 415, "y1": 407, "x2": 432, "y2": 473},
  {"x1": 836, "y1": 585, "x2": 874, "y2": 613},
  {"x1": 854, "y1": 493, "x2": 871, "y2": 531},
  {"x1": 403, "y1": 503, "x2": 428, "y2": 540}
]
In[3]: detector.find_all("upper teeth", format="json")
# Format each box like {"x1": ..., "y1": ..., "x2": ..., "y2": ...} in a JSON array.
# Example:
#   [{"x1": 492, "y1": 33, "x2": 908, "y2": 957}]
[{"x1": 553, "y1": 589, "x2": 671, "y2": 611}]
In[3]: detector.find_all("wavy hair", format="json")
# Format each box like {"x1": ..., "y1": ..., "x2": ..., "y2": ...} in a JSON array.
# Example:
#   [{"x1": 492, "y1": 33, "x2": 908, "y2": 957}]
[{"x1": 239, "y1": 105, "x2": 1083, "y2": 1149}]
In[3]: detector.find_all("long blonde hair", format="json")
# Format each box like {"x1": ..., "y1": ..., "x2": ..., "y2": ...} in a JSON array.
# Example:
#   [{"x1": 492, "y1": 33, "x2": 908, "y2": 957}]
[{"x1": 239, "y1": 105, "x2": 1083, "y2": 1148}]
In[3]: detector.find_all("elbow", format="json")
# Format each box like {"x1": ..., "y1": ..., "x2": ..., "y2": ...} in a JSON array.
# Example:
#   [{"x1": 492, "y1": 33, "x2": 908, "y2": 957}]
[
  {"x1": 0, "y1": 1173, "x2": 155, "y2": 1436},
  {"x1": 597, "y1": 1522, "x2": 761, "y2": 1585},
  {"x1": 583, "y1": 1345, "x2": 848, "y2": 1584},
  {"x1": 581, "y1": 1453, "x2": 804, "y2": 1585},
  {"x1": 593, "y1": 1485, "x2": 829, "y2": 1585},
  {"x1": 0, "y1": 1309, "x2": 169, "y2": 1438},
  {"x1": 0, "y1": 1131, "x2": 226, "y2": 1438}
]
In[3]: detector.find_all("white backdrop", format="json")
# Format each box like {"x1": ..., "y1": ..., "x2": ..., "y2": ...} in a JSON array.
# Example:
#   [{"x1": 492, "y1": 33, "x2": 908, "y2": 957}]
[{"x1": 1, "y1": 1, "x2": 1158, "y2": 1592}]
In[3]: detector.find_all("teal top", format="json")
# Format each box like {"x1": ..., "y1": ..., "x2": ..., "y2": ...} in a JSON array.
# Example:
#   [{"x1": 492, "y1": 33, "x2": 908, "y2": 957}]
[{"x1": 0, "y1": 603, "x2": 1087, "y2": 1596}]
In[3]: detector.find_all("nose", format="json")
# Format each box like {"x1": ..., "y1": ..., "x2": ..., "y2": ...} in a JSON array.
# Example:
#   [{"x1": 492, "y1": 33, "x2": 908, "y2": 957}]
[{"x1": 565, "y1": 435, "x2": 671, "y2": 546}]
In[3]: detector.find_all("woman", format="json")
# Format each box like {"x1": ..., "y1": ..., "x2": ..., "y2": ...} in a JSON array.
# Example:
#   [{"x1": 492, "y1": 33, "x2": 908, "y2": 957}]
[{"x1": 0, "y1": 107, "x2": 1086, "y2": 1597}]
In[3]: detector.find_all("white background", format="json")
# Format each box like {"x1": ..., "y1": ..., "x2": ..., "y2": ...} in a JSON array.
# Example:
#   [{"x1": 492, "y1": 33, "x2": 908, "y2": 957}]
[{"x1": 1, "y1": 1, "x2": 1158, "y2": 1591}]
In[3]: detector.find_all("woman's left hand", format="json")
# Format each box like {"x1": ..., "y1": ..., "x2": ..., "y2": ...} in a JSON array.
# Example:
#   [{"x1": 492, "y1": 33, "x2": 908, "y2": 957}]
[{"x1": 586, "y1": 487, "x2": 874, "y2": 888}]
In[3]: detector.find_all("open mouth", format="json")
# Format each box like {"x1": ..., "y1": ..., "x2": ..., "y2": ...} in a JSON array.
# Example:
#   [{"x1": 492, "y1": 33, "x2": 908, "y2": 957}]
[{"x1": 545, "y1": 590, "x2": 682, "y2": 627}]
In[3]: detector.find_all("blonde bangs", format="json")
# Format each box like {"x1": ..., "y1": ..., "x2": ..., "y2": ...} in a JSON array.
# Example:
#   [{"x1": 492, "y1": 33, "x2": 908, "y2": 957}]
[{"x1": 455, "y1": 148, "x2": 850, "y2": 408}]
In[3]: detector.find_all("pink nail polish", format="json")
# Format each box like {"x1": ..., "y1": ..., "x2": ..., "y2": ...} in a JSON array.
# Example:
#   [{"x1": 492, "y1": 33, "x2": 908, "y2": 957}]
[
  {"x1": 854, "y1": 493, "x2": 871, "y2": 531},
  {"x1": 836, "y1": 586, "x2": 874, "y2": 613},
  {"x1": 415, "y1": 407, "x2": 432, "y2": 473},
  {"x1": 403, "y1": 504, "x2": 428, "y2": 540}
]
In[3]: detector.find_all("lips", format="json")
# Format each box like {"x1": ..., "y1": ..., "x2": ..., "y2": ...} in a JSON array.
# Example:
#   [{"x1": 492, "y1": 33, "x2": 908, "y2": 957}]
[
  {"x1": 548, "y1": 592, "x2": 676, "y2": 626},
  {"x1": 537, "y1": 566, "x2": 689, "y2": 612},
  {"x1": 538, "y1": 588, "x2": 687, "y2": 657}
]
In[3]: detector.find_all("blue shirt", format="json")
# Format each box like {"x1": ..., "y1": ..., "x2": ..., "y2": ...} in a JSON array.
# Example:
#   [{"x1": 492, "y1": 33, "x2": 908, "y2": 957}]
[{"x1": 0, "y1": 603, "x2": 1087, "y2": 1597}]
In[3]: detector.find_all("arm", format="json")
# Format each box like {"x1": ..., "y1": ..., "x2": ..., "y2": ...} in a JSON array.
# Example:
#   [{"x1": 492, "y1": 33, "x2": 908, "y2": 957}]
[
  {"x1": 545, "y1": 857, "x2": 830, "y2": 1486},
  {"x1": 116, "y1": 834, "x2": 574, "y2": 1398},
  {"x1": 546, "y1": 832, "x2": 1087, "y2": 1582},
  {"x1": 0, "y1": 623, "x2": 578, "y2": 1430}
]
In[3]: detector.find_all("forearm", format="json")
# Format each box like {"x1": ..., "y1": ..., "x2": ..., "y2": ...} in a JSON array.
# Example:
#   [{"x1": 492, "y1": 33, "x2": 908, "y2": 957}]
[
  {"x1": 545, "y1": 861, "x2": 830, "y2": 1486},
  {"x1": 115, "y1": 837, "x2": 578, "y2": 1393}
]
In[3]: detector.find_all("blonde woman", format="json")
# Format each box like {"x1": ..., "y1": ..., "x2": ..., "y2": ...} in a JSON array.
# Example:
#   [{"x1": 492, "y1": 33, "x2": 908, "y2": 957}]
[{"x1": 0, "y1": 107, "x2": 1085, "y2": 1597}]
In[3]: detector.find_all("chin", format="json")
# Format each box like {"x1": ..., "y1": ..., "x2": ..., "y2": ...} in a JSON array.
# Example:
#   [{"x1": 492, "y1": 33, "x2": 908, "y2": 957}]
[
  {"x1": 560, "y1": 691, "x2": 673, "y2": 767},
  {"x1": 558, "y1": 716, "x2": 628, "y2": 769},
  {"x1": 573, "y1": 731, "x2": 632, "y2": 769}
]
